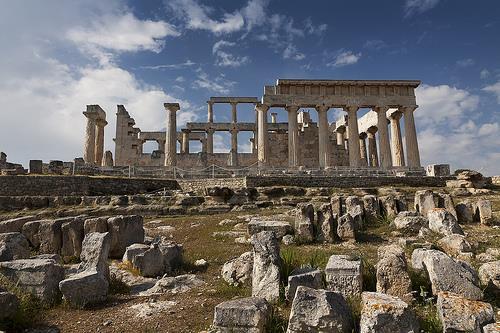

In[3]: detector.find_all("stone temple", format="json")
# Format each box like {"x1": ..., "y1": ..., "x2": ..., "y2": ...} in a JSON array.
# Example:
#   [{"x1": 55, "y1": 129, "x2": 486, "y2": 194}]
[{"x1": 82, "y1": 79, "x2": 422, "y2": 173}]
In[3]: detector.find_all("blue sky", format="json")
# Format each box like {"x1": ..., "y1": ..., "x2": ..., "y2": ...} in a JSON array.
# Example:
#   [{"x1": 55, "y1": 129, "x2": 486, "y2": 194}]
[{"x1": 0, "y1": 0, "x2": 499, "y2": 174}]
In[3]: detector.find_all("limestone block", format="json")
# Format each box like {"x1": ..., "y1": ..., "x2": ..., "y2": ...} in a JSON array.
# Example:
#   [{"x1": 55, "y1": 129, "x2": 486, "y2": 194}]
[
  {"x1": 0, "y1": 291, "x2": 19, "y2": 320},
  {"x1": 294, "y1": 203, "x2": 315, "y2": 243},
  {"x1": 316, "y1": 203, "x2": 337, "y2": 243},
  {"x1": 436, "y1": 193, "x2": 457, "y2": 219},
  {"x1": 427, "y1": 208, "x2": 464, "y2": 236},
  {"x1": 251, "y1": 231, "x2": 281, "y2": 302},
  {"x1": 247, "y1": 220, "x2": 293, "y2": 239},
  {"x1": 379, "y1": 195, "x2": 398, "y2": 218},
  {"x1": 22, "y1": 218, "x2": 71, "y2": 254},
  {"x1": 483, "y1": 323, "x2": 500, "y2": 333},
  {"x1": 29, "y1": 160, "x2": 43, "y2": 174},
  {"x1": 362, "y1": 195, "x2": 380, "y2": 224},
  {"x1": 437, "y1": 234, "x2": 472, "y2": 256},
  {"x1": 0, "y1": 232, "x2": 30, "y2": 261},
  {"x1": 0, "y1": 215, "x2": 37, "y2": 233},
  {"x1": 222, "y1": 251, "x2": 253, "y2": 286},
  {"x1": 325, "y1": 254, "x2": 362, "y2": 296},
  {"x1": 393, "y1": 211, "x2": 427, "y2": 233},
  {"x1": 478, "y1": 261, "x2": 500, "y2": 295},
  {"x1": 330, "y1": 195, "x2": 343, "y2": 216},
  {"x1": 437, "y1": 292, "x2": 494, "y2": 333},
  {"x1": 59, "y1": 269, "x2": 108, "y2": 307},
  {"x1": 337, "y1": 213, "x2": 356, "y2": 241},
  {"x1": 0, "y1": 259, "x2": 64, "y2": 303},
  {"x1": 213, "y1": 297, "x2": 270, "y2": 333},
  {"x1": 141, "y1": 274, "x2": 203, "y2": 295},
  {"x1": 425, "y1": 164, "x2": 450, "y2": 177},
  {"x1": 474, "y1": 199, "x2": 494, "y2": 225},
  {"x1": 107, "y1": 215, "x2": 145, "y2": 258},
  {"x1": 61, "y1": 217, "x2": 85, "y2": 259},
  {"x1": 83, "y1": 216, "x2": 109, "y2": 234},
  {"x1": 414, "y1": 190, "x2": 436, "y2": 217},
  {"x1": 410, "y1": 248, "x2": 482, "y2": 300},
  {"x1": 79, "y1": 232, "x2": 111, "y2": 279},
  {"x1": 345, "y1": 196, "x2": 364, "y2": 228},
  {"x1": 122, "y1": 243, "x2": 149, "y2": 263},
  {"x1": 285, "y1": 268, "x2": 323, "y2": 301},
  {"x1": 360, "y1": 292, "x2": 419, "y2": 333},
  {"x1": 455, "y1": 200, "x2": 474, "y2": 224},
  {"x1": 287, "y1": 286, "x2": 353, "y2": 333},
  {"x1": 376, "y1": 245, "x2": 413, "y2": 303}
]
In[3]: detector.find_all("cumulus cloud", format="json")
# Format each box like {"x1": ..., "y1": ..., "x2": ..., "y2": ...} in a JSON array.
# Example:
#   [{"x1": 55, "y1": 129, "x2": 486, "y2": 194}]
[
  {"x1": 212, "y1": 40, "x2": 250, "y2": 67},
  {"x1": 483, "y1": 81, "x2": 500, "y2": 103},
  {"x1": 415, "y1": 84, "x2": 500, "y2": 175},
  {"x1": 327, "y1": 50, "x2": 362, "y2": 67},
  {"x1": 67, "y1": 13, "x2": 179, "y2": 53},
  {"x1": 404, "y1": 0, "x2": 441, "y2": 17},
  {"x1": 283, "y1": 44, "x2": 305, "y2": 61},
  {"x1": 480, "y1": 69, "x2": 490, "y2": 79}
]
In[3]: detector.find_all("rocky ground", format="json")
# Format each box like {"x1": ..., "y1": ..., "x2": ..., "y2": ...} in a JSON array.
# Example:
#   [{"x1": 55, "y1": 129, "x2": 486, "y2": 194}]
[{"x1": 0, "y1": 174, "x2": 499, "y2": 332}]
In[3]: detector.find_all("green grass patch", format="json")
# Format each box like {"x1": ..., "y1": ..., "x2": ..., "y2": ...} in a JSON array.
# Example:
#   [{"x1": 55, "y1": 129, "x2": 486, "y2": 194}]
[{"x1": 267, "y1": 306, "x2": 288, "y2": 333}]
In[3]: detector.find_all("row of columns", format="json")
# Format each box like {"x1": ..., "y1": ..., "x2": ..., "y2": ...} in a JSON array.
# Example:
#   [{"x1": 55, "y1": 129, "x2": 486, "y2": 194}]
[
  {"x1": 83, "y1": 110, "x2": 107, "y2": 165},
  {"x1": 256, "y1": 104, "x2": 421, "y2": 169}
]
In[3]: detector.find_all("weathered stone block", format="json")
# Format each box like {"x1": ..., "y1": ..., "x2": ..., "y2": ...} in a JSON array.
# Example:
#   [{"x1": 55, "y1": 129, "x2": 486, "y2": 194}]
[
  {"x1": 285, "y1": 268, "x2": 323, "y2": 301},
  {"x1": 427, "y1": 208, "x2": 463, "y2": 236},
  {"x1": 107, "y1": 215, "x2": 145, "y2": 258},
  {"x1": 287, "y1": 286, "x2": 353, "y2": 333},
  {"x1": 0, "y1": 259, "x2": 64, "y2": 303},
  {"x1": 360, "y1": 292, "x2": 419, "y2": 333},
  {"x1": 222, "y1": 251, "x2": 253, "y2": 286},
  {"x1": 0, "y1": 215, "x2": 37, "y2": 233},
  {"x1": 325, "y1": 254, "x2": 362, "y2": 296},
  {"x1": 393, "y1": 211, "x2": 427, "y2": 233},
  {"x1": 362, "y1": 195, "x2": 380, "y2": 224},
  {"x1": 316, "y1": 203, "x2": 337, "y2": 243},
  {"x1": 0, "y1": 232, "x2": 30, "y2": 261},
  {"x1": 426, "y1": 164, "x2": 450, "y2": 177},
  {"x1": 437, "y1": 292, "x2": 494, "y2": 333},
  {"x1": 337, "y1": 213, "x2": 356, "y2": 241},
  {"x1": 414, "y1": 190, "x2": 436, "y2": 217},
  {"x1": 83, "y1": 216, "x2": 109, "y2": 234},
  {"x1": 61, "y1": 217, "x2": 85, "y2": 259},
  {"x1": 0, "y1": 291, "x2": 19, "y2": 320},
  {"x1": 474, "y1": 199, "x2": 494, "y2": 225},
  {"x1": 213, "y1": 297, "x2": 270, "y2": 333},
  {"x1": 247, "y1": 220, "x2": 293, "y2": 239},
  {"x1": 251, "y1": 231, "x2": 281, "y2": 302},
  {"x1": 59, "y1": 270, "x2": 108, "y2": 307},
  {"x1": 79, "y1": 232, "x2": 111, "y2": 278},
  {"x1": 455, "y1": 200, "x2": 474, "y2": 224},
  {"x1": 479, "y1": 260, "x2": 500, "y2": 296},
  {"x1": 376, "y1": 245, "x2": 413, "y2": 303}
]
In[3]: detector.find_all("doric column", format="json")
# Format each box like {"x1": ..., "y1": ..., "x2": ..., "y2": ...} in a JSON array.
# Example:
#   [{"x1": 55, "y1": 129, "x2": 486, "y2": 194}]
[
  {"x1": 94, "y1": 118, "x2": 107, "y2": 166},
  {"x1": 389, "y1": 111, "x2": 405, "y2": 167},
  {"x1": 359, "y1": 132, "x2": 368, "y2": 167},
  {"x1": 367, "y1": 127, "x2": 379, "y2": 167},
  {"x1": 316, "y1": 105, "x2": 330, "y2": 169},
  {"x1": 206, "y1": 128, "x2": 215, "y2": 154},
  {"x1": 83, "y1": 111, "x2": 97, "y2": 164},
  {"x1": 231, "y1": 102, "x2": 237, "y2": 123},
  {"x1": 181, "y1": 129, "x2": 190, "y2": 154},
  {"x1": 164, "y1": 103, "x2": 180, "y2": 167},
  {"x1": 200, "y1": 138, "x2": 207, "y2": 153},
  {"x1": 373, "y1": 106, "x2": 392, "y2": 168},
  {"x1": 345, "y1": 105, "x2": 361, "y2": 167},
  {"x1": 285, "y1": 105, "x2": 300, "y2": 168},
  {"x1": 271, "y1": 112, "x2": 277, "y2": 123},
  {"x1": 336, "y1": 126, "x2": 346, "y2": 148},
  {"x1": 401, "y1": 105, "x2": 421, "y2": 168},
  {"x1": 230, "y1": 128, "x2": 238, "y2": 166},
  {"x1": 207, "y1": 101, "x2": 214, "y2": 122},
  {"x1": 256, "y1": 103, "x2": 270, "y2": 167}
]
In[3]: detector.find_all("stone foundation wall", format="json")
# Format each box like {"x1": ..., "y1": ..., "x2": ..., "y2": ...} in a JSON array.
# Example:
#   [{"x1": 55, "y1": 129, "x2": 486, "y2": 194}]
[
  {"x1": 177, "y1": 177, "x2": 246, "y2": 192},
  {"x1": 0, "y1": 175, "x2": 179, "y2": 196},
  {"x1": 245, "y1": 176, "x2": 450, "y2": 188}
]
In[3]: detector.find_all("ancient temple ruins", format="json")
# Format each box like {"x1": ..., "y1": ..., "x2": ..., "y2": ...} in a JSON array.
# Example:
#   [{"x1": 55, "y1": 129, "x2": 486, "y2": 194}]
[{"x1": 82, "y1": 79, "x2": 422, "y2": 171}]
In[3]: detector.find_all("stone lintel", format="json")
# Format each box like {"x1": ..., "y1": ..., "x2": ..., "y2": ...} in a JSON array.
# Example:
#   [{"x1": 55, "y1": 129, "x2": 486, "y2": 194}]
[
  {"x1": 164, "y1": 103, "x2": 180, "y2": 111},
  {"x1": 208, "y1": 97, "x2": 259, "y2": 104},
  {"x1": 276, "y1": 79, "x2": 421, "y2": 86}
]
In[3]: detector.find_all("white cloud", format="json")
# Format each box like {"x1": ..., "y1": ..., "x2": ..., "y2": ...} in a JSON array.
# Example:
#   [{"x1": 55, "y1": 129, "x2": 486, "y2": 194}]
[
  {"x1": 328, "y1": 50, "x2": 361, "y2": 67},
  {"x1": 364, "y1": 39, "x2": 387, "y2": 50},
  {"x1": 404, "y1": 0, "x2": 441, "y2": 17},
  {"x1": 415, "y1": 84, "x2": 500, "y2": 175},
  {"x1": 283, "y1": 44, "x2": 305, "y2": 61},
  {"x1": 456, "y1": 58, "x2": 475, "y2": 67},
  {"x1": 212, "y1": 40, "x2": 250, "y2": 67},
  {"x1": 175, "y1": 76, "x2": 185, "y2": 83},
  {"x1": 140, "y1": 60, "x2": 196, "y2": 70},
  {"x1": 241, "y1": 0, "x2": 269, "y2": 31},
  {"x1": 192, "y1": 69, "x2": 236, "y2": 94},
  {"x1": 480, "y1": 69, "x2": 490, "y2": 79},
  {"x1": 167, "y1": 0, "x2": 244, "y2": 35},
  {"x1": 483, "y1": 81, "x2": 500, "y2": 103},
  {"x1": 414, "y1": 84, "x2": 480, "y2": 126},
  {"x1": 304, "y1": 17, "x2": 327, "y2": 36},
  {"x1": 67, "y1": 13, "x2": 179, "y2": 53}
]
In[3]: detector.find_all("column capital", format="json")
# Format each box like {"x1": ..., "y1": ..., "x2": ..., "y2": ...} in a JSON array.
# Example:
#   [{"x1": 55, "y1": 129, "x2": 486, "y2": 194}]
[
  {"x1": 335, "y1": 125, "x2": 346, "y2": 133},
  {"x1": 285, "y1": 105, "x2": 300, "y2": 112},
  {"x1": 230, "y1": 128, "x2": 239, "y2": 134},
  {"x1": 96, "y1": 118, "x2": 108, "y2": 127},
  {"x1": 181, "y1": 128, "x2": 191, "y2": 133},
  {"x1": 388, "y1": 110, "x2": 403, "y2": 120},
  {"x1": 373, "y1": 105, "x2": 389, "y2": 113},
  {"x1": 83, "y1": 111, "x2": 99, "y2": 120},
  {"x1": 255, "y1": 103, "x2": 270, "y2": 112},
  {"x1": 230, "y1": 101, "x2": 238, "y2": 107},
  {"x1": 366, "y1": 126, "x2": 378, "y2": 135},
  {"x1": 164, "y1": 103, "x2": 180, "y2": 112},
  {"x1": 206, "y1": 128, "x2": 215, "y2": 134},
  {"x1": 207, "y1": 101, "x2": 214, "y2": 106},
  {"x1": 359, "y1": 132, "x2": 368, "y2": 139},
  {"x1": 400, "y1": 105, "x2": 418, "y2": 113},
  {"x1": 315, "y1": 104, "x2": 330, "y2": 113},
  {"x1": 344, "y1": 105, "x2": 359, "y2": 113}
]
